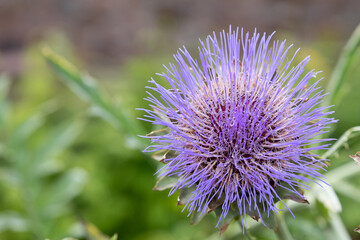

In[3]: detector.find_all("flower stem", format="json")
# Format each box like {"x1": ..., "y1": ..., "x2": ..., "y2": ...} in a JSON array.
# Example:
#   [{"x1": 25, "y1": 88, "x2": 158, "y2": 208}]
[
  {"x1": 243, "y1": 227, "x2": 256, "y2": 240},
  {"x1": 236, "y1": 221, "x2": 256, "y2": 240},
  {"x1": 275, "y1": 214, "x2": 294, "y2": 240}
]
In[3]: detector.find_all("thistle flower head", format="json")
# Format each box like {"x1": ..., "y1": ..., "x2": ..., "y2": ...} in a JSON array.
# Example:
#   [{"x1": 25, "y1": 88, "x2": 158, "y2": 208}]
[{"x1": 141, "y1": 27, "x2": 335, "y2": 230}]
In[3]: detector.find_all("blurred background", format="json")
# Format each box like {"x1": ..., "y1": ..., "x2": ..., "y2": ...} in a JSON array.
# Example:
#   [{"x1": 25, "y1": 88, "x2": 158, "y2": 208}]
[{"x1": 0, "y1": 0, "x2": 360, "y2": 239}]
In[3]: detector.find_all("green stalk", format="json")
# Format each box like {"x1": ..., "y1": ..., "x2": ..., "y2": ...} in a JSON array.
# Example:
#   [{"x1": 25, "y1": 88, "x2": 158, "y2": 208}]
[
  {"x1": 323, "y1": 24, "x2": 360, "y2": 108},
  {"x1": 329, "y1": 212, "x2": 351, "y2": 240},
  {"x1": 325, "y1": 161, "x2": 360, "y2": 184},
  {"x1": 274, "y1": 214, "x2": 294, "y2": 240},
  {"x1": 321, "y1": 126, "x2": 360, "y2": 159}
]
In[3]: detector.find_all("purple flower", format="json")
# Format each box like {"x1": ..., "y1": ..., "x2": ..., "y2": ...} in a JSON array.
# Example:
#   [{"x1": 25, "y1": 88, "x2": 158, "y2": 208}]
[{"x1": 141, "y1": 27, "x2": 335, "y2": 230}]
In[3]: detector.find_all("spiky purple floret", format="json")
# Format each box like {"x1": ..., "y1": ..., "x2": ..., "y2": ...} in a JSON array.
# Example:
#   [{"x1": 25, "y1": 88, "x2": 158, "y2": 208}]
[{"x1": 141, "y1": 27, "x2": 335, "y2": 228}]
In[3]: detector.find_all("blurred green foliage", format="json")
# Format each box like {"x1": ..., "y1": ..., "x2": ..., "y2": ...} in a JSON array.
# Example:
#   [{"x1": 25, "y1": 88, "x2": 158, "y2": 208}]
[{"x1": 0, "y1": 26, "x2": 360, "y2": 240}]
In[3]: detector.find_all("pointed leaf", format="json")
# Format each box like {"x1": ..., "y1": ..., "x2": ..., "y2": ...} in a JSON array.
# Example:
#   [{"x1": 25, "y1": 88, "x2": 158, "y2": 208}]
[
  {"x1": 152, "y1": 149, "x2": 176, "y2": 163},
  {"x1": 9, "y1": 113, "x2": 45, "y2": 146},
  {"x1": 323, "y1": 24, "x2": 360, "y2": 108},
  {"x1": 190, "y1": 210, "x2": 206, "y2": 225},
  {"x1": 42, "y1": 47, "x2": 146, "y2": 149},
  {"x1": 33, "y1": 119, "x2": 83, "y2": 176},
  {"x1": 177, "y1": 186, "x2": 196, "y2": 205},
  {"x1": 110, "y1": 234, "x2": 118, "y2": 240},
  {"x1": 153, "y1": 176, "x2": 178, "y2": 191},
  {"x1": 63, "y1": 223, "x2": 116, "y2": 240},
  {"x1": 260, "y1": 210, "x2": 277, "y2": 230},
  {"x1": 246, "y1": 205, "x2": 260, "y2": 222},
  {"x1": 214, "y1": 204, "x2": 240, "y2": 235},
  {"x1": 42, "y1": 168, "x2": 87, "y2": 216},
  {"x1": 84, "y1": 222, "x2": 109, "y2": 240},
  {"x1": 207, "y1": 194, "x2": 225, "y2": 213},
  {"x1": 8, "y1": 101, "x2": 56, "y2": 147},
  {"x1": 275, "y1": 183, "x2": 309, "y2": 204}
]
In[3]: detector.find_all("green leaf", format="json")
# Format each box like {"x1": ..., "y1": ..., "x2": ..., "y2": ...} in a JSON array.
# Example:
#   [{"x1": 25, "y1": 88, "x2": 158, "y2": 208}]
[
  {"x1": 333, "y1": 180, "x2": 360, "y2": 203},
  {"x1": 33, "y1": 119, "x2": 83, "y2": 176},
  {"x1": 82, "y1": 222, "x2": 116, "y2": 240},
  {"x1": 110, "y1": 234, "x2": 118, "y2": 240},
  {"x1": 260, "y1": 210, "x2": 277, "y2": 230},
  {"x1": 246, "y1": 205, "x2": 260, "y2": 222},
  {"x1": 177, "y1": 186, "x2": 196, "y2": 205},
  {"x1": 0, "y1": 74, "x2": 10, "y2": 127},
  {"x1": 41, "y1": 168, "x2": 87, "y2": 216},
  {"x1": 321, "y1": 126, "x2": 360, "y2": 159},
  {"x1": 151, "y1": 149, "x2": 176, "y2": 163},
  {"x1": 61, "y1": 232, "x2": 117, "y2": 240},
  {"x1": 0, "y1": 168, "x2": 21, "y2": 186},
  {"x1": 7, "y1": 100, "x2": 56, "y2": 147},
  {"x1": 275, "y1": 183, "x2": 309, "y2": 204},
  {"x1": 0, "y1": 211, "x2": 28, "y2": 232},
  {"x1": 214, "y1": 204, "x2": 240, "y2": 235},
  {"x1": 42, "y1": 47, "x2": 146, "y2": 149},
  {"x1": 9, "y1": 113, "x2": 45, "y2": 146},
  {"x1": 190, "y1": 210, "x2": 206, "y2": 225},
  {"x1": 153, "y1": 176, "x2": 178, "y2": 191},
  {"x1": 36, "y1": 120, "x2": 82, "y2": 161},
  {"x1": 328, "y1": 212, "x2": 351, "y2": 240},
  {"x1": 274, "y1": 214, "x2": 293, "y2": 240},
  {"x1": 315, "y1": 199, "x2": 330, "y2": 220},
  {"x1": 324, "y1": 24, "x2": 360, "y2": 108},
  {"x1": 325, "y1": 163, "x2": 360, "y2": 187},
  {"x1": 207, "y1": 194, "x2": 225, "y2": 213},
  {"x1": 243, "y1": 228, "x2": 257, "y2": 240},
  {"x1": 246, "y1": 202, "x2": 277, "y2": 230},
  {"x1": 313, "y1": 185, "x2": 342, "y2": 213}
]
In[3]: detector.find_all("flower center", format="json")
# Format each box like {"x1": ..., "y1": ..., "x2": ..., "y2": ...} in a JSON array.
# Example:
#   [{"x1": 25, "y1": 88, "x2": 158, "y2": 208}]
[{"x1": 177, "y1": 75, "x2": 293, "y2": 188}]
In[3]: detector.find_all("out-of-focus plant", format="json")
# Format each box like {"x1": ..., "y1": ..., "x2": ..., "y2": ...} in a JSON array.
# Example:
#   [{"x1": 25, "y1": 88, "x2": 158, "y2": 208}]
[
  {"x1": 42, "y1": 47, "x2": 147, "y2": 151},
  {"x1": 323, "y1": 24, "x2": 360, "y2": 109},
  {"x1": 42, "y1": 24, "x2": 360, "y2": 240},
  {"x1": 62, "y1": 222, "x2": 118, "y2": 240},
  {"x1": 0, "y1": 74, "x2": 86, "y2": 239}
]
